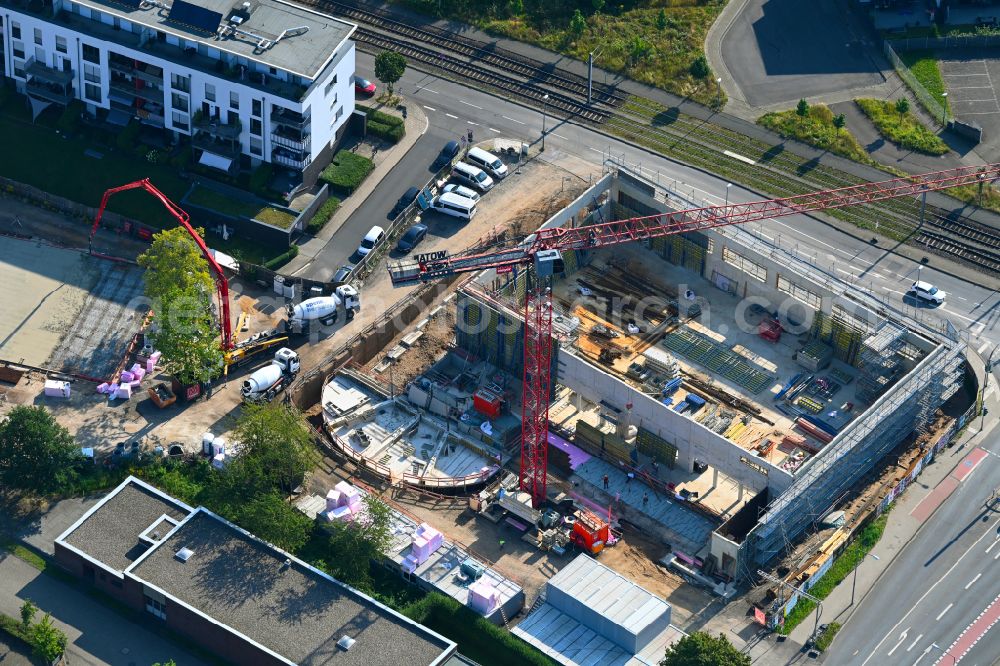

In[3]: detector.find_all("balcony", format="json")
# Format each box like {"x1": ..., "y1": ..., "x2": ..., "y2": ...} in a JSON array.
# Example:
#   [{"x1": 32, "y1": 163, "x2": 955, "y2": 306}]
[
  {"x1": 193, "y1": 111, "x2": 242, "y2": 139},
  {"x1": 271, "y1": 147, "x2": 311, "y2": 171},
  {"x1": 192, "y1": 132, "x2": 241, "y2": 159},
  {"x1": 270, "y1": 107, "x2": 310, "y2": 129},
  {"x1": 270, "y1": 129, "x2": 309, "y2": 152},
  {"x1": 109, "y1": 77, "x2": 165, "y2": 104},
  {"x1": 108, "y1": 56, "x2": 164, "y2": 86},
  {"x1": 25, "y1": 57, "x2": 73, "y2": 86},
  {"x1": 26, "y1": 79, "x2": 74, "y2": 105}
]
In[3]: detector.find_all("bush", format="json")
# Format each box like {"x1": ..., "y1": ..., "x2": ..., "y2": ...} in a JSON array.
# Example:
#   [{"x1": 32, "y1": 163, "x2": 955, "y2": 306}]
[
  {"x1": 367, "y1": 120, "x2": 406, "y2": 144},
  {"x1": 403, "y1": 593, "x2": 557, "y2": 666},
  {"x1": 758, "y1": 104, "x2": 873, "y2": 166},
  {"x1": 249, "y1": 163, "x2": 273, "y2": 196},
  {"x1": 56, "y1": 100, "x2": 84, "y2": 135},
  {"x1": 815, "y1": 622, "x2": 842, "y2": 652},
  {"x1": 306, "y1": 197, "x2": 341, "y2": 235},
  {"x1": 689, "y1": 54, "x2": 710, "y2": 79},
  {"x1": 116, "y1": 120, "x2": 141, "y2": 151},
  {"x1": 320, "y1": 150, "x2": 374, "y2": 194},
  {"x1": 263, "y1": 244, "x2": 299, "y2": 270},
  {"x1": 855, "y1": 98, "x2": 949, "y2": 155}
]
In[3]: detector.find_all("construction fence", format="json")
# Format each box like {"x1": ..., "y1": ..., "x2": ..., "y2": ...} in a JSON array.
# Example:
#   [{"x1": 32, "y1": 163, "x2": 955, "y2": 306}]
[{"x1": 883, "y1": 40, "x2": 952, "y2": 124}]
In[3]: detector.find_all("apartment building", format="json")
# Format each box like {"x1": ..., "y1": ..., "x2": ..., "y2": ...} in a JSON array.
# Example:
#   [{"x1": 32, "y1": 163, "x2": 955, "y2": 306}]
[{"x1": 0, "y1": 0, "x2": 357, "y2": 185}]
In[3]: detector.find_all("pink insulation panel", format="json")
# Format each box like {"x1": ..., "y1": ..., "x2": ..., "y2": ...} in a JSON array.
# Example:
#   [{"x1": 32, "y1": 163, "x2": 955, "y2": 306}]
[{"x1": 468, "y1": 580, "x2": 499, "y2": 614}]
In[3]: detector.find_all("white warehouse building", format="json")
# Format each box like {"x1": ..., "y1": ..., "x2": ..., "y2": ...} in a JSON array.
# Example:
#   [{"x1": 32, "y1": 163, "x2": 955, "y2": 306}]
[{"x1": 0, "y1": 0, "x2": 357, "y2": 185}]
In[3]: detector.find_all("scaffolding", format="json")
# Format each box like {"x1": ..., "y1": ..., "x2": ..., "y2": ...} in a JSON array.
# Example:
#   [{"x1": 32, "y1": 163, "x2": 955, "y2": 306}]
[{"x1": 857, "y1": 322, "x2": 906, "y2": 404}]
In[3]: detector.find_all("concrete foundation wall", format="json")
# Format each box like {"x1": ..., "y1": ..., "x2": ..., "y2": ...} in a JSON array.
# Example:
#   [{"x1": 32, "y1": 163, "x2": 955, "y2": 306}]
[{"x1": 556, "y1": 349, "x2": 792, "y2": 495}]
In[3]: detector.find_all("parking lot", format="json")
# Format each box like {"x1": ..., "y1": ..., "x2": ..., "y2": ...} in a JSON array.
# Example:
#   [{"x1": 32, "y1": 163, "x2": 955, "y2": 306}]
[{"x1": 935, "y1": 48, "x2": 1000, "y2": 153}]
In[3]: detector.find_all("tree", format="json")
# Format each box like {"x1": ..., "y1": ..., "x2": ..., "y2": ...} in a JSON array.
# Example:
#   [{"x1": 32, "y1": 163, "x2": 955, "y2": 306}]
[
  {"x1": 137, "y1": 226, "x2": 223, "y2": 386},
  {"x1": 628, "y1": 37, "x2": 654, "y2": 68},
  {"x1": 591, "y1": 0, "x2": 604, "y2": 12},
  {"x1": 656, "y1": 8, "x2": 669, "y2": 31},
  {"x1": 226, "y1": 492, "x2": 313, "y2": 552},
  {"x1": 0, "y1": 407, "x2": 82, "y2": 495},
  {"x1": 508, "y1": 0, "x2": 523, "y2": 16},
  {"x1": 895, "y1": 97, "x2": 910, "y2": 119},
  {"x1": 569, "y1": 9, "x2": 586, "y2": 38},
  {"x1": 661, "y1": 632, "x2": 750, "y2": 666},
  {"x1": 325, "y1": 494, "x2": 393, "y2": 590},
  {"x1": 833, "y1": 113, "x2": 846, "y2": 134},
  {"x1": 689, "y1": 55, "x2": 710, "y2": 79},
  {"x1": 374, "y1": 50, "x2": 407, "y2": 96},
  {"x1": 796, "y1": 98, "x2": 810, "y2": 118},
  {"x1": 228, "y1": 402, "x2": 317, "y2": 496},
  {"x1": 29, "y1": 613, "x2": 66, "y2": 663},
  {"x1": 20, "y1": 599, "x2": 37, "y2": 630}
]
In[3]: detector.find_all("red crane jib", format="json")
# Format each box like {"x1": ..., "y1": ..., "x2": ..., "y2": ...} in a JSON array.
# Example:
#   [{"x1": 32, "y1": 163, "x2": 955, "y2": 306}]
[
  {"x1": 402, "y1": 162, "x2": 1000, "y2": 510},
  {"x1": 90, "y1": 178, "x2": 233, "y2": 350}
]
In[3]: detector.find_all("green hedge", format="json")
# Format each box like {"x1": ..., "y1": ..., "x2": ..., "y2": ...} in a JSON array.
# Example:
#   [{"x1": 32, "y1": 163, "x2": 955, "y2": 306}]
[
  {"x1": 855, "y1": 98, "x2": 949, "y2": 155},
  {"x1": 306, "y1": 197, "x2": 341, "y2": 235},
  {"x1": 320, "y1": 150, "x2": 374, "y2": 194},
  {"x1": 403, "y1": 593, "x2": 558, "y2": 666},
  {"x1": 264, "y1": 244, "x2": 299, "y2": 270},
  {"x1": 358, "y1": 105, "x2": 406, "y2": 144}
]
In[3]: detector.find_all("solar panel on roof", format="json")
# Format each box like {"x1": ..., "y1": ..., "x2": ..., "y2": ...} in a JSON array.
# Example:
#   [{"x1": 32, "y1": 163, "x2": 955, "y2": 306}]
[
  {"x1": 167, "y1": 0, "x2": 224, "y2": 33},
  {"x1": 109, "y1": 0, "x2": 143, "y2": 9}
]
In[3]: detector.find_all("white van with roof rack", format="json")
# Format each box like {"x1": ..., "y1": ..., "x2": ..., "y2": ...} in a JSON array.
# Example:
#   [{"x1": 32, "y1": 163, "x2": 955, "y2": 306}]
[{"x1": 466, "y1": 146, "x2": 508, "y2": 180}]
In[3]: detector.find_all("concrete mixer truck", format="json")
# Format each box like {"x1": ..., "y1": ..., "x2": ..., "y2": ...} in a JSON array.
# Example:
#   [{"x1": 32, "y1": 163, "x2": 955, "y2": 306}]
[
  {"x1": 241, "y1": 348, "x2": 300, "y2": 403},
  {"x1": 284, "y1": 286, "x2": 361, "y2": 335}
]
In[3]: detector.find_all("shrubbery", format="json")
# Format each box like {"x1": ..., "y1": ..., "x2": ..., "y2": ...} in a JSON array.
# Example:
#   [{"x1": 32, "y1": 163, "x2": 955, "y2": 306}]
[
  {"x1": 320, "y1": 150, "x2": 375, "y2": 194},
  {"x1": 358, "y1": 104, "x2": 406, "y2": 144},
  {"x1": 56, "y1": 100, "x2": 84, "y2": 135},
  {"x1": 249, "y1": 163, "x2": 274, "y2": 196},
  {"x1": 855, "y1": 98, "x2": 949, "y2": 155},
  {"x1": 306, "y1": 197, "x2": 341, "y2": 235},
  {"x1": 264, "y1": 244, "x2": 299, "y2": 270}
]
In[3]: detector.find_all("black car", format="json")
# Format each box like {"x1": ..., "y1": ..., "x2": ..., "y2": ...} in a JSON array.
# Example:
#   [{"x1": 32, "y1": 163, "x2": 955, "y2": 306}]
[
  {"x1": 388, "y1": 186, "x2": 421, "y2": 220},
  {"x1": 333, "y1": 264, "x2": 354, "y2": 284},
  {"x1": 432, "y1": 140, "x2": 461, "y2": 170},
  {"x1": 396, "y1": 224, "x2": 429, "y2": 254}
]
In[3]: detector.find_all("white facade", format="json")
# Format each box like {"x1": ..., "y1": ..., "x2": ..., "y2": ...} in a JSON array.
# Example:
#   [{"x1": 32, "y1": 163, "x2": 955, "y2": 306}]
[{"x1": 0, "y1": 0, "x2": 356, "y2": 179}]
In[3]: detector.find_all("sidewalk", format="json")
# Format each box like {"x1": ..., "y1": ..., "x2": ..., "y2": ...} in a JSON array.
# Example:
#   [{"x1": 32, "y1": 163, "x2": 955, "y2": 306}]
[
  {"x1": 344, "y1": 0, "x2": 1000, "y2": 229},
  {"x1": 282, "y1": 99, "x2": 428, "y2": 275},
  {"x1": 786, "y1": 351, "x2": 997, "y2": 645}
]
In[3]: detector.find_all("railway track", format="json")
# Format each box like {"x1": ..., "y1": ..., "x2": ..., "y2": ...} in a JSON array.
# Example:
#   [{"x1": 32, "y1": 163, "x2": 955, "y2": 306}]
[
  {"x1": 319, "y1": 0, "x2": 626, "y2": 107},
  {"x1": 300, "y1": 0, "x2": 1000, "y2": 275}
]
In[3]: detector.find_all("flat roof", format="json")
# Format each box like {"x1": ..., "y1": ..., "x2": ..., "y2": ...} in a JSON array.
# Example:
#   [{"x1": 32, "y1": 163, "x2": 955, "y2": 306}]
[
  {"x1": 128, "y1": 508, "x2": 455, "y2": 666},
  {"x1": 71, "y1": 0, "x2": 355, "y2": 78},
  {"x1": 57, "y1": 477, "x2": 192, "y2": 573}
]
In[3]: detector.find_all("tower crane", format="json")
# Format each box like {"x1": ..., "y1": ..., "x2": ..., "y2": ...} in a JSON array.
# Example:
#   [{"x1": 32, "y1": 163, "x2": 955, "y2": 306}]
[
  {"x1": 390, "y1": 163, "x2": 1000, "y2": 509},
  {"x1": 89, "y1": 178, "x2": 286, "y2": 371}
]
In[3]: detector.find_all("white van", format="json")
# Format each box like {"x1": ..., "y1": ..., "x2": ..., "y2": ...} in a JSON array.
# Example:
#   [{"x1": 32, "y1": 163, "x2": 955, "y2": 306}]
[
  {"x1": 431, "y1": 192, "x2": 477, "y2": 220},
  {"x1": 451, "y1": 162, "x2": 494, "y2": 192},
  {"x1": 466, "y1": 146, "x2": 508, "y2": 180},
  {"x1": 356, "y1": 225, "x2": 385, "y2": 257},
  {"x1": 443, "y1": 183, "x2": 481, "y2": 203}
]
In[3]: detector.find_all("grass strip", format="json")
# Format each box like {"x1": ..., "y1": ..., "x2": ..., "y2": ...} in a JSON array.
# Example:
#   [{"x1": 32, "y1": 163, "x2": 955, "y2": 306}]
[
  {"x1": 778, "y1": 513, "x2": 889, "y2": 634},
  {"x1": 855, "y1": 98, "x2": 949, "y2": 155}
]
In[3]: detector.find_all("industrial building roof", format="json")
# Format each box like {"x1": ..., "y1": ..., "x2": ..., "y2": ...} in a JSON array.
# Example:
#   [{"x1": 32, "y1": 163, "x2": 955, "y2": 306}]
[
  {"x1": 127, "y1": 508, "x2": 455, "y2": 666},
  {"x1": 512, "y1": 555, "x2": 684, "y2": 666},
  {"x1": 57, "y1": 477, "x2": 192, "y2": 573},
  {"x1": 70, "y1": 0, "x2": 355, "y2": 78}
]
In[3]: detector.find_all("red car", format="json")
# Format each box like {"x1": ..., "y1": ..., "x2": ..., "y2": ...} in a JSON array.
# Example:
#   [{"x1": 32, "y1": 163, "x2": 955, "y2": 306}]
[{"x1": 354, "y1": 77, "x2": 376, "y2": 96}]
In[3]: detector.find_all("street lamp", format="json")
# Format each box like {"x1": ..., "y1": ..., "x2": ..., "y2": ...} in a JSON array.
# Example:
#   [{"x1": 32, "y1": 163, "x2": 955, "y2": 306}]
[
  {"x1": 716, "y1": 77, "x2": 723, "y2": 108},
  {"x1": 541, "y1": 94, "x2": 550, "y2": 152},
  {"x1": 849, "y1": 551, "x2": 877, "y2": 606},
  {"x1": 941, "y1": 92, "x2": 949, "y2": 125},
  {"x1": 725, "y1": 182, "x2": 732, "y2": 207},
  {"x1": 981, "y1": 345, "x2": 998, "y2": 431}
]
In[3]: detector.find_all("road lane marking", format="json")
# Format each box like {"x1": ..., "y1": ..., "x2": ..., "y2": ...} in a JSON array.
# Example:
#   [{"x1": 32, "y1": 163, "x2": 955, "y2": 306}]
[
  {"x1": 445, "y1": 113, "x2": 459, "y2": 119},
  {"x1": 937, "y1": 603, "x2": 953, "y2": 621},
  {"x1": 459, "y1": 100, "x2": 482, "y2": 109},
  {"x1": 551, "y1": 132, "x2": 568, "y2": 140},
  {"x1": 860, "y1": 526, "x2": 997, "y2": 666},
  {"x1": 423, "y1": 88, "x2": 440, "y2": 94},
  {"x1": 906, "y1": 633, "x2": 923, "y2": 651},
  {"x1": 488, "y1": 127, "x2": 501, "y2": 133},
  {"x1": 467, "y1": 121, "x2": 479, "y2": 125},
  {"x1": 913, "y1": 645, "x2": 932, "y2": 665},
  {"x1": 965, "y1": 573, "x2": 982, "y2": 589},
  {"x1": 587, "y1": 147, "x2": 603, "y2": 153},
  {"x1": 501, "y1": 115, "x2": 526, "y2": 125},
  {"x1": 995, "y1": 549, "x2": 1000, "y2": 560},
  {"x1": 887, "y1": 629, "x2": 909, "y2": 656},
  {"x1": 423, "y1": 106, "x2": 436, "y2": 111}
]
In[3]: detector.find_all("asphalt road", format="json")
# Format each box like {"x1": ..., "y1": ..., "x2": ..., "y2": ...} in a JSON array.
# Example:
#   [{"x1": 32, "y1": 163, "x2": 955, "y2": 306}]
[
  {"x1": 827, "y1": 445, "x2": 1000, "y2": 666},
  {"x1": 332, "y1": 51, "x2": 1000, "y2": 352}
]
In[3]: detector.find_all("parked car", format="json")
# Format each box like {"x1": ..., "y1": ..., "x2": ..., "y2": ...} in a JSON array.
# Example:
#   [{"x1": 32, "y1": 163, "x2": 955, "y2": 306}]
[
  {"x1": 907, "y1": 281, "x2": 946, "y2": 305},
  {"x1": 356, "y1": 225, "x2": 385, "y2": 258},
  {"x1": 430, "y1": 192, "x2": 477, "y2": 220},
  {"x1": 451, "y1": 162, "x2": 494, "y2": 192},
  {"x1": 333, "y1": 264, "x2": 354, "y2": 284},
  {"x1": 432, "y1": 140, "x2": 461, "y2": 170},
  {"x1": 389, "y1": 186, "x2": 421, "y2": 219},
  {"x1": 466, "y1": 146, "x2": 509, "y2": 180},
  {"x1": 443, "y1": 183, "x2": 480, "y2": 202},
  {"x1": 354, "y1": 76, "x2": 376, "y2": 96},
  {"x1": 396, "y1": 224, "x2": 429, "y2": 254}
]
